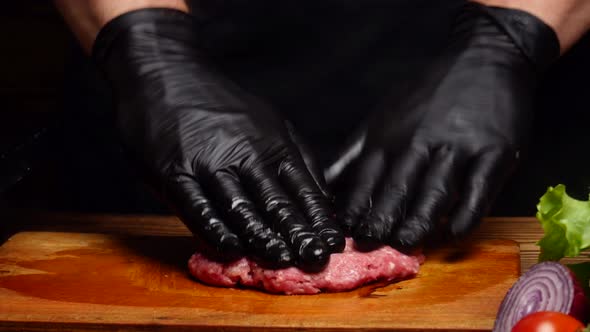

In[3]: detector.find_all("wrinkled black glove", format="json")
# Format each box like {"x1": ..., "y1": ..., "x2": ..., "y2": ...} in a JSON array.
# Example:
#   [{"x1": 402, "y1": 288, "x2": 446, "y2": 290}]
[
  {"x1": 330, "y1": 3, "x2": 560, "y2": 250},
  {"x1": 92, "y1": 9, "x2": 344, "y2": 270}
]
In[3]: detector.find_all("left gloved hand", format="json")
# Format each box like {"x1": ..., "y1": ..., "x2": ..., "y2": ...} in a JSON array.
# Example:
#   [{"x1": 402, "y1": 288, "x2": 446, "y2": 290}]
[
  {"x1": 329, "y1": 2, "x2": 560, "y2": 250},
  {"x1": 92, "y1": 9, "x2": 344, "y2": 270}
]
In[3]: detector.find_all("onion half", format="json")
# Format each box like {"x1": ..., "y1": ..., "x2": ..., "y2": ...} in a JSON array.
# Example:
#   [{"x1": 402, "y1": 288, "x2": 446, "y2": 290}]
[{"x1": 493, "y1": 261, "x2": 589, "y2": 332}]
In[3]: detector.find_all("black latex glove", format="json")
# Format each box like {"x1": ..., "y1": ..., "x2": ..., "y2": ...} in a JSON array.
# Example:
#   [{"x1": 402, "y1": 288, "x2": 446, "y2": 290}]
[
  {"x1": 92, "y1": 9, "x2": 344, "y2": 270},
  {"x1": 330, "y1": 3, "x2": 560, "y2": 250}
]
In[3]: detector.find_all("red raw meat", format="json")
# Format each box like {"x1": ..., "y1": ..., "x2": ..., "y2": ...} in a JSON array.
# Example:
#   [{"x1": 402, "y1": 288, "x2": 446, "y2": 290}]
[{"x1": 188, "y1": 238, "x2": 423, "y2": 295}]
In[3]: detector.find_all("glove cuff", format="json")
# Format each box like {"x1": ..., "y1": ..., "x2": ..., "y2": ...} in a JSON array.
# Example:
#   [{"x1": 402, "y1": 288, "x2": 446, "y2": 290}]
[
  {"x1": 479, "y1": 4, "x2": 561, "y2": 71},
  {"x1": 92, "y1": 8, "x2": 200, "y2": 65}
]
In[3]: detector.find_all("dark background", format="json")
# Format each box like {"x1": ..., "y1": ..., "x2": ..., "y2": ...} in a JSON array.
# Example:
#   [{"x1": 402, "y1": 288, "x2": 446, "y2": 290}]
[
  {"x1": 0, "y1": 2, "x2": 68, "y2": 208},
  {"x1": 1, "y1": 1, "x2": 589, "y2": 217}
]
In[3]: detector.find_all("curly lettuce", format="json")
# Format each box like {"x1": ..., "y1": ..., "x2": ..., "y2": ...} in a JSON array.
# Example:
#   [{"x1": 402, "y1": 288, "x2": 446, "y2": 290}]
[{"x1": 536, "y1": 184, "x2": 590, "y2": 262}]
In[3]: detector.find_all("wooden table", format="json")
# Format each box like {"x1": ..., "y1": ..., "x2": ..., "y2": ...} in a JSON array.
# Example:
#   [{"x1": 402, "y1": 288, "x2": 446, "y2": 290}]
[
  {"x1": 3, "y1": 212, "x2": 589, "y2": 274},
  {"x1": 1, "y1": 211, "x2": 589, "y2": 331}
]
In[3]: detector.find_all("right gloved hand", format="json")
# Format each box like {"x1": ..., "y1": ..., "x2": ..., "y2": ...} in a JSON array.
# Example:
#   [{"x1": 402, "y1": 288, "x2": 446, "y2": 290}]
[
  {"x1": 92, "y1": 8, "x2": 344, "y2": 270},
  {"x1": 325, "y1": 3, "x2": 560, "y2": 251}
]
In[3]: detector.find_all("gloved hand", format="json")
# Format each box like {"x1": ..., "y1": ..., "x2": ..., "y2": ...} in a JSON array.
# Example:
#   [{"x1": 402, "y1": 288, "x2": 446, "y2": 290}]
[
  {"x1": 330, "y1": 3, "x2": 560, "y2": 250},
  {"x1": 92, "y1": 9, "x2": 344, "y2": 270}
]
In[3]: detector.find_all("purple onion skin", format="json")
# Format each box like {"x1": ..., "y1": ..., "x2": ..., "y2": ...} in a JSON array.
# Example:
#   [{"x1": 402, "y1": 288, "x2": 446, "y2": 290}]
[
  {"x1": 494, "y1": 262, "x2": 590, "y2": 331},
  {"x1": 569, "y1": 269, "x2": 590, "y2": 324}
]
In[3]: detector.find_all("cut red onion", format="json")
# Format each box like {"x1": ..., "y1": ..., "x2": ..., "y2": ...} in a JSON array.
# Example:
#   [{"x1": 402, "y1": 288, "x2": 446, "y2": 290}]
[{"x1": 493, "y1": 261, "x2": 589, "y2": 332}]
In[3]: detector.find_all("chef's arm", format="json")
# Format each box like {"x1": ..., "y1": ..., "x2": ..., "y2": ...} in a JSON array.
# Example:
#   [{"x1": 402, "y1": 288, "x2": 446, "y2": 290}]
[
  {"x1": 53, "y1": 0, "x2": 346, "y2": 270},
  {"x1": 473, "y1": 0, "x2": 590, "y2": 53},
  {"x1": 53, "y1": 0, "x2": 189, "y2": 53}
]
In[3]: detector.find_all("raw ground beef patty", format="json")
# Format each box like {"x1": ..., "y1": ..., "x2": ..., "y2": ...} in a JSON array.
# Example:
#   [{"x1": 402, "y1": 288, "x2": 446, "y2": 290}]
[{"x1": 188, "y1": 238, "x2": 424, "y2": 295}]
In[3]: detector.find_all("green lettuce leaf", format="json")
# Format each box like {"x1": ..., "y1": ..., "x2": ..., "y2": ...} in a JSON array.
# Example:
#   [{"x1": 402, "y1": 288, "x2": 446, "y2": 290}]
[{"x1": 536, "y1": 184, "x2": 590, "y2": 261}]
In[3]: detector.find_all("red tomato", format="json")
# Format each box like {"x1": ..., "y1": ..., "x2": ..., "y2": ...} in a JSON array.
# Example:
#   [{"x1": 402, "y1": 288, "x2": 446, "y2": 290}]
[{"x1": 512, "y1": 312, "x2": 584, "y2": 332}]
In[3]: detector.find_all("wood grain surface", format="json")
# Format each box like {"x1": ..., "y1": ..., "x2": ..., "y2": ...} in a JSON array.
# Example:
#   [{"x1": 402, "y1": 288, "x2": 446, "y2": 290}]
[
  {"x1": 0, "y1": 230, "x2": 520, "y2": 331},
  {"x1": 5, "y1": 213, "x2": 589, "y2": 273}
]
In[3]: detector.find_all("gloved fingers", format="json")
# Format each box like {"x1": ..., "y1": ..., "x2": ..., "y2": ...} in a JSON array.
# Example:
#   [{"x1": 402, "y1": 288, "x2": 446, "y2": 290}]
[
  {"x1": 245, "y1": 166, "x2": 330, "y2": 271},
  {"x1": 279, "y1": 155, "x2": 345, "y2": 253},
  {"x1": 352, "y1": 144, "x2": 429, "y2": 249},
  {"x1": 210, "y1": 170, "x2": 294, "y2": 268},
  {"x1": 391, "y1": 146, "x2": 463, "y2": 249},
  {"x1": 337, "y1": 149, "x2": 386, "y2": 234},
  {"x1": 164, "y1": 173, "x2": 243, "y2": 261},
  {"x1": 284, "y1": 122, "x2": 332, "y2": 199},
  {"x1": 447, "y1": 148, "x2": 514, "y2": 239}
]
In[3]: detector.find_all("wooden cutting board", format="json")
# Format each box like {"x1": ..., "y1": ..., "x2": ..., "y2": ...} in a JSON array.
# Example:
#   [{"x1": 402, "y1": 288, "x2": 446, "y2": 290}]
[{"x1": 0, "y1": 232, "x2": 519, "y2": 331}]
